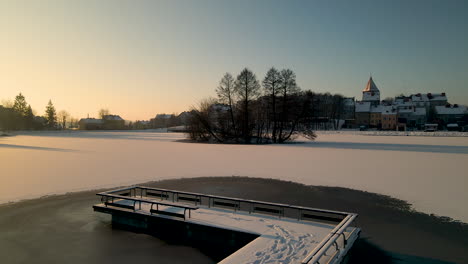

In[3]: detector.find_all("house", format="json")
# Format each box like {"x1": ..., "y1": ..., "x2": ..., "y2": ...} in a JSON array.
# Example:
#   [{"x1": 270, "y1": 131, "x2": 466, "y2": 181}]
[
  {"x1": 351, "y1": 74, "x2": 464, "y2": 130},
  {"x1": 407, "y1": 107, "x2": 427, "y2": 128},
  {"x1": 381, "y1": 106, "x2": 397, "y2": 130},
  {"x1": 150, "y1": 114, "x2": 177, "y2": 128},
  {"x1": 411, "y1": 93, "x2": 448, "y2": 108},
  {"x1": 78, "y1": 118, "x2": 104, "y2": 130},
  {"x1": 102, "y1": 115, "x2": 125, "y2": 129},
  {"x1": 355, "y1": 101, "x2": 371, "y2": 127},
  {"x1": 370, "y1": 105, "x2": 383, "y2": 128},
  {"x1": 78, "y1": 115, "x2": 125, "y2": 130},
  {"x1": 435, "y1": 104, "x2": 467, "y2": 125}
]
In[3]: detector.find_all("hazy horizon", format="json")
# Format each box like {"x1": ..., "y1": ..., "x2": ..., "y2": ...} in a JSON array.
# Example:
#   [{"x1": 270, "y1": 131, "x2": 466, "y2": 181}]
[{"x1": 1, "y1": 0, "x2": 467, "y2": 121}]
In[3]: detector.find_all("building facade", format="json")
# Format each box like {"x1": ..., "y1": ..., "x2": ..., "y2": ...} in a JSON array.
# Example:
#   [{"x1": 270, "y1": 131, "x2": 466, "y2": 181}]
[{"x1": 352, "y1": 76, "x2": 466, "y2": 130}]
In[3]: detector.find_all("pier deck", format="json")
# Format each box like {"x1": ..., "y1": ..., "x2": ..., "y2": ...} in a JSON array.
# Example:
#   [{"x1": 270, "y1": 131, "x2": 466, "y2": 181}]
[{"x1": 93, "y1": 186, "x2": 360, "y2": 264}]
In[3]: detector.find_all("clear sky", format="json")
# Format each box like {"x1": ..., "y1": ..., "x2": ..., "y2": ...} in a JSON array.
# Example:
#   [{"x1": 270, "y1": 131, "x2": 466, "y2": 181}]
[{"x1": 1, "y1": 0, "x2": 467, "y2": 120}]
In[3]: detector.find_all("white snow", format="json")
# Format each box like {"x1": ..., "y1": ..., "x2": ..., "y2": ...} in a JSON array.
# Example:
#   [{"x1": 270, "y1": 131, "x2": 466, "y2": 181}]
[
  {"x1": 1, "y1": 131, "x2": 467, "y2": 222},
  {"x1": 195, "y1": 208, "x2": 333, "y2": 264},
  {"x1": 435, "y1": 105, "x2": 467, "y2": 115}
]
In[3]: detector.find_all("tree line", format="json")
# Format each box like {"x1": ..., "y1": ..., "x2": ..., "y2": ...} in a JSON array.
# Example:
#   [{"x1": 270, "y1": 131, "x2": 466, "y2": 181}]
[
  {"x1": 0, "y1": 93, "x2": 75, "y2": 131},
  {"x1": 187, "y1": 67, "x2": 348, "y2": 143}
]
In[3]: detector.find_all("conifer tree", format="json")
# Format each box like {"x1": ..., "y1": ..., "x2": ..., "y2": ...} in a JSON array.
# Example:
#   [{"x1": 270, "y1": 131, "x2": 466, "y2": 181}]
[{"x1": 45, "y1": 100, "x2": 57, "y2": 129}]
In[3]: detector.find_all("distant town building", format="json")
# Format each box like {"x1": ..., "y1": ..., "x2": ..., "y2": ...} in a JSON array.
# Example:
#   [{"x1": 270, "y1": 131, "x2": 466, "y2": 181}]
[
  {"x1": 381, "y1": 106, "x2": 397, "y2": 130},
  {"x1": 355, "y1": 101, "x2": 371, "y2": 126},
  {"x1": 361, "y1": 77, "x2": 380, "y2": 106},
  {"x1": 369, "y1": 105, "x2": 383, "y2": 128},
  {"x1": 78, "y1": 115, "x2": 125, "y2": 130},
  {"x1": 150, "y1": 114, "x2": 177, "y2": 128},
  {"x1": 155, "y1": 114, "x2": 174, "y2": 119},
  {"x1": 435, "y1": 104, "x2": 467, "y2": 124},
  {"x1": 407, "y1": 107, "x2": 427, "y2": 128},
  {"x1": 102, "y1": 115, "x2": 125, "y2": 129},
  {"x1": 411, "y1": 93, "x2": 448, "y2": 109},
  {"x1": 78, "y1": 118, "x2": 104, "y2": 130},
  {"x1": 353, "y1": 76, "x2": 466, "y2": 130}
]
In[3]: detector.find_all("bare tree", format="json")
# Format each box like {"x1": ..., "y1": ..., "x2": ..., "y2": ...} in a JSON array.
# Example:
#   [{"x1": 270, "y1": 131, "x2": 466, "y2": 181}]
[
  {"x1": 262, "y1": 67, "x2": 281, "y2": 143},
  {"x1": 186, "y1": 67, "x2": 317, "y2": 144},
  {"x1": 277, "y1": 69, "x2": 300, "y2": 142},
  {"x1": 57, "y1": 110, "x2": 70, "y2": 129},
  {"x1": 98, "y1": 108, "x2": 110, "y2": 119},
  {"x1": 69, "y1": 117, "x2": 79, "y2": 129},
  {"x1": 234, "y1": 68, "x2": 260, "y2": 143},
  {"x1": 330, "y1": 94, "x2": 344, "y2": 129},
  {"x1": 187, "y1": 98, "x2": 222, "y2": 142},
  {"x1": 216, "y1": 73, "x2": 237, "y2": 135},
  {"x1": 1, "y1": 99, "x2": 14, "y2": 108}
]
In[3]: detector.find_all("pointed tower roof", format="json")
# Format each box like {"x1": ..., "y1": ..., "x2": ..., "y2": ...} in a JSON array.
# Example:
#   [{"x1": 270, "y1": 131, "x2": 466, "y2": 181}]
[{"x1": 363, "y1": 77, "x2": 379, "y2": 92}]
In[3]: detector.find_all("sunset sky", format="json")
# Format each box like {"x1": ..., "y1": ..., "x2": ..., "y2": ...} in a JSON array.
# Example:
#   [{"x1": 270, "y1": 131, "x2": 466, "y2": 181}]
[{"x1": 1, "y1": 0, "x2": 467, "y2": 121}]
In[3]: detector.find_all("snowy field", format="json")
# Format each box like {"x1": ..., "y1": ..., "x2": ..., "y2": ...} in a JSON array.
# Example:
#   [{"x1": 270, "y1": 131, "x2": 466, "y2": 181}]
[{"x1": 0, "y1": 130, "x2": 467, "y2": 222}]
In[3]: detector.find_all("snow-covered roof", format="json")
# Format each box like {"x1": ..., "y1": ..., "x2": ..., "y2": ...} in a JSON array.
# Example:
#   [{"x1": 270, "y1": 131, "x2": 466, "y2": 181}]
[
  {"x1": 394, "y1": 99, "x2": 413, "y2": 107},
  {"x1": 411, "y1": 93, "x2": 447, "y2": 102},
  {"x1": 155, "y1": 114, "x2": 174, "y2": 119},
  {"x1": 370, "y1": 105, "x2": 383, "y2": 113},
  {"x1": 412, "y1": 107, "x2": 426, "y2": 116},
  {"x1": 398, "y1": 106, "x2": 415, "y2": 113},
  {"x1": 103, "y1": 115, "x2": 124, "y2": 121},
  {"x1": 435, "y1": 105, "x2": 467, "y2": 115},
  {"x1": 355, "y1": 101, "x2": 371, "y2": 112},
  {"x1": 381, "y1": 106, "x2": 397, "y2": 115},
  {"x1": 79, "y1": 118, "x2": 104, "y2": 124}
]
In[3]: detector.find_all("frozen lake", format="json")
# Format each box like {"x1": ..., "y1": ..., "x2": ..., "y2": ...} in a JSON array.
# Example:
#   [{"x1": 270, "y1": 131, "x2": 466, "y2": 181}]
[{"x1": 0, "y1": 131, "x2": 467, "y2": 222}]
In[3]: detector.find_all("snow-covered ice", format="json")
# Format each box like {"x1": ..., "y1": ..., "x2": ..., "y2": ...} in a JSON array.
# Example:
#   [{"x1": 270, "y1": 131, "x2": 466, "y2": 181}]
[{"x1": 1, "y1": 130, "x2": 467, "y2": 222}]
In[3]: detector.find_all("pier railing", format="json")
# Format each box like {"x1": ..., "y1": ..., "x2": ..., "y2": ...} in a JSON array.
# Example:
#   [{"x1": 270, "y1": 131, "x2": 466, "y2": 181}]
[{"x1": 96, "y1": 186, "x2": 359, "y2": 264}]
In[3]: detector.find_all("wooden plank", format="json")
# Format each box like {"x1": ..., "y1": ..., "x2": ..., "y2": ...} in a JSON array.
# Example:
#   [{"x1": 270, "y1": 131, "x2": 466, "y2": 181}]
[
  {"x1": 302, "y1": 213, "x2": 343, "y2": 222},
  {"x1": 105, "y1": 202, "x2": 134, "y2": 210},
  {"x1": 150, "y1": 209, "x2": 185, "y2": 220},
  {"x1": 147, "y1": 191, "x2": 169, "y2": 199}
]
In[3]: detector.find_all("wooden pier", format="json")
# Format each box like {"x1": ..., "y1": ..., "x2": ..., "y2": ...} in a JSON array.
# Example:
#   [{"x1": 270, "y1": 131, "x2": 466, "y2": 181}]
[{"x1": 93, "y1": 186, "x2": 360, "y2": 264}]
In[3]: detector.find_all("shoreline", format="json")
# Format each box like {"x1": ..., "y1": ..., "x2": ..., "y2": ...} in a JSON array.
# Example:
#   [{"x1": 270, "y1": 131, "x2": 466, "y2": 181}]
[
  {"x1": 1, "y1": 177, "x2": 466, "y2": 225},
  {"x1": 1, "y1": 177, "x2": 466, "y2": 264},
  {"x1": 3, "y1": 129, "x2": 468, "y2": 137}
]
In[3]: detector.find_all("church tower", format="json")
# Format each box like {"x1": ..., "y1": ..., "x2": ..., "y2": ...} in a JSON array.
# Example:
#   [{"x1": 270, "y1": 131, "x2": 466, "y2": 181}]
[{"x1": 362, "y1": 76, "x2": 380, "y2": 106}]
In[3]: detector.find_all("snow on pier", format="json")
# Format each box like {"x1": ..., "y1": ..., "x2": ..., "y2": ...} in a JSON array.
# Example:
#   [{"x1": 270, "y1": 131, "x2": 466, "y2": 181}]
[{"x1": 93, "y1": 186, "x2": 360, "y2": 264}]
